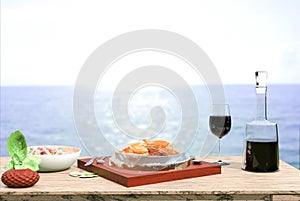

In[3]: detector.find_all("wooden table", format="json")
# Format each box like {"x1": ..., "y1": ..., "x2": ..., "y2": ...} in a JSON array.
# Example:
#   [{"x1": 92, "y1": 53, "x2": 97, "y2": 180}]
[{"x1": 1, "y1": 156, "x2": 299, "y2": 201}]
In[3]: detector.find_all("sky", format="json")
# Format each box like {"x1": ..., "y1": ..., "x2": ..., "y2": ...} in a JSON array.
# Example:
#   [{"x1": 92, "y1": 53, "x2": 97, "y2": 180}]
[{"x1": 1, "y1": 0, "x2": 300, "y2": 86}]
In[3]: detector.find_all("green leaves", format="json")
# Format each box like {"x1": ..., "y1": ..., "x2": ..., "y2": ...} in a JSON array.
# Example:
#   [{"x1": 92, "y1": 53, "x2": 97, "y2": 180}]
[
  {"x1": 7, "y1": 130, "x2": 27, "y2": 163},
  {"x1": 6, "y1": 130, "x2": 41, "y2": 171},
  {"x1": 14, "y1": 156, "x2": 41, "y2": 171},
  {"x1": 6, "y1": 160, "x2": 14, "y2": 170}
]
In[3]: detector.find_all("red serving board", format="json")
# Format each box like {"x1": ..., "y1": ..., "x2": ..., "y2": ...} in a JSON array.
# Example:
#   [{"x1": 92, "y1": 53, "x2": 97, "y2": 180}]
[{"x1": 77, "y1": 157, "x2": 221, "y2": 187}]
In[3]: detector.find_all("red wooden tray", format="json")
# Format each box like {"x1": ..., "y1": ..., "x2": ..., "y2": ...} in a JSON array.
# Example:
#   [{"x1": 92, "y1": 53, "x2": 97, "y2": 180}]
[{"x1": 77, "y1": 157, "x2": 221, "y2": 187}]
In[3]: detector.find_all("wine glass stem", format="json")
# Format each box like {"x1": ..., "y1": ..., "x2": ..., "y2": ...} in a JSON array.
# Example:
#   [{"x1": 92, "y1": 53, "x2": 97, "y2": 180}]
[{"x1": 218, "y1": 138, "x2": 221, "y2": 161}]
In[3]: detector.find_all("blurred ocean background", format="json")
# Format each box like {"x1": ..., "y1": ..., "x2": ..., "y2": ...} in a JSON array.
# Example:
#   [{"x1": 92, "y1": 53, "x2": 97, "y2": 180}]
[{"x1": 0, "y1": 85, "x2": 299, "y2": 169}]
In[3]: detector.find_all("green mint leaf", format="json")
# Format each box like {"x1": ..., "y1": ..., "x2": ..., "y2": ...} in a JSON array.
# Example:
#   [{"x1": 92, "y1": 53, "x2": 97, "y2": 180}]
[
  {"x1": 7, "y1": 130, "x2": 27, "y2": 162},
  {"x1": 15, "y1": 156, "x2": 41, "y2": 171},
  {"x1": 6, "y1": 160, "x2": 15, "y2": 170},
  {"x1": 6, "y1": 130, "x2": 41, "y2": 171},
  {"x1": 27, "y1": 147, "x2": 34, "y2": 154},
  {"x1": 12, "y1": 153, "x2": 22, "y2": 165}
]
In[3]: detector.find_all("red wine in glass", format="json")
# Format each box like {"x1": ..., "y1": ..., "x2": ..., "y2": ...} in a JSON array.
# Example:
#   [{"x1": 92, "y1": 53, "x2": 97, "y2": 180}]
[
  {"x1": 209, "y1": 116, "x2": 231, "y2": 138},
  {"x1": 209, "y1": 104, "x2": 231, "y2": 165}
]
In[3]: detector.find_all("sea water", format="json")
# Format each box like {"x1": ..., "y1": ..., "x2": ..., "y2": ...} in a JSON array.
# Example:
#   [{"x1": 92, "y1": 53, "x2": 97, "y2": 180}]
[{"x1": 0, "y1": 85, "x2": 299, "y2": 169}]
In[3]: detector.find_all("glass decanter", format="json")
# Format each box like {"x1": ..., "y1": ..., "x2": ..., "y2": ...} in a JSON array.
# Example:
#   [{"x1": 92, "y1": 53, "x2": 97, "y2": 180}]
[{"x1": 243, "y1": 71, "x2": 279, "y2": 172}]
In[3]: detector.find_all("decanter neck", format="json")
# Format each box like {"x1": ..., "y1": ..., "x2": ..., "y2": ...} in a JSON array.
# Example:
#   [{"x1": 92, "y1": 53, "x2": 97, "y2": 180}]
[{"x1": 256, "y1": 87, "x2": 267, "y2": 121}]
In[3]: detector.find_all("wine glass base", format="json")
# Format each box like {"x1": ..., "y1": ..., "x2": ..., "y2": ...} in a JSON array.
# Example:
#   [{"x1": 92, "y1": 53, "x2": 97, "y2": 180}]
[{"x1": 213, "y1": 160, "x2": 230, "y2": 166}]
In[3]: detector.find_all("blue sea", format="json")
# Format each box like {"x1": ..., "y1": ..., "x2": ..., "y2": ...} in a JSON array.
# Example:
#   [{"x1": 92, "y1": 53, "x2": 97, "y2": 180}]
[{"x1": 0, "y1": 85, "x2": 299, "y2": 169}]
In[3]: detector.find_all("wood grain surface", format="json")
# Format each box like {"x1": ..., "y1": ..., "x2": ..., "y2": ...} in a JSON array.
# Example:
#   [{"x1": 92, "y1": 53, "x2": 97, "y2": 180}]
[{"x1": 1, "y1": 156, "x2": 299, "y2": 201}]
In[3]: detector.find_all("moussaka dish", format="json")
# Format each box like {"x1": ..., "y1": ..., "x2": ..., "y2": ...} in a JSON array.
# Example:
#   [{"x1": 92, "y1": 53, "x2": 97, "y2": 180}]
[
  {"x1": 121, "y1": 139, "x2": 179, "y2": 156},
  {"x1": 109, "y1": 140, "x2": 190, "y2": 171}
]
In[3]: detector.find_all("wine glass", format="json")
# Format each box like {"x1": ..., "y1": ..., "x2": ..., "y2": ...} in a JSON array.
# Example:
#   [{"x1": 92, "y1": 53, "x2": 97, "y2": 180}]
[{"x1": 209, "y1": 104, "x2": 231, "y2": 165}]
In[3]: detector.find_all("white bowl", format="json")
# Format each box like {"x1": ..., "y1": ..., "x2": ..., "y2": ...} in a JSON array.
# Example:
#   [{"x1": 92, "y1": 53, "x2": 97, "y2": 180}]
[{"x1": 28, "y1": 145, "x2": 81, "y2": 172}]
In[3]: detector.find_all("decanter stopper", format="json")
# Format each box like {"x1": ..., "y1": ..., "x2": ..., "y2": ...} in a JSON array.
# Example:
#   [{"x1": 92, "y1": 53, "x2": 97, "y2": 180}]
[{"x1": 255, "y1": 71, "x2": 267, "y2": 88}]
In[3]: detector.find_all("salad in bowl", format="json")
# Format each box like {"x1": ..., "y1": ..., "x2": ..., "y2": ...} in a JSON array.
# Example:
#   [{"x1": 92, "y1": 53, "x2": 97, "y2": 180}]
[{"x1": 28, "y1": 145, "x2": 81, "y2": 172}]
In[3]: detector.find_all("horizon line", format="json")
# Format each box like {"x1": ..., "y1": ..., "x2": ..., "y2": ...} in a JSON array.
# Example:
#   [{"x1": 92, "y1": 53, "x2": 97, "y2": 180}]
[{"x1": 1, "y1": 83, "x2": 299, "y2": 87}]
